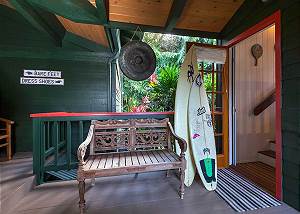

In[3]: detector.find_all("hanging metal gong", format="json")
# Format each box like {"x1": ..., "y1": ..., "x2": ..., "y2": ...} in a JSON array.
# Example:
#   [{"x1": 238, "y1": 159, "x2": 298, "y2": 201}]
[{"x1": 118, "y1": 41, "x2": 156, "y2": 81}]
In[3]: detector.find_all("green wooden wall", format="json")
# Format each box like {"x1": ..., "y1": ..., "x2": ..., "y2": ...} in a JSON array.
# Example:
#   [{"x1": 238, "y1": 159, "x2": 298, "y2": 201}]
[
  {"x1": 0, "y1": 5, "x2": 113, "y2": 152},
  {"x1": 221, "y1": 0, "x2": 300, "y2": 210}
]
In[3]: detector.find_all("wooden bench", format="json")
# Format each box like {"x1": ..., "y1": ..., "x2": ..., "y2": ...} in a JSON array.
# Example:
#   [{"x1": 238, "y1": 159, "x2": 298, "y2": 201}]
[
  {"x1": 0, "y1": 118, "x2": 14, "y2": 161},
  {"x1": 77, "y1": 118, "x2": 187, "y2": 210}
]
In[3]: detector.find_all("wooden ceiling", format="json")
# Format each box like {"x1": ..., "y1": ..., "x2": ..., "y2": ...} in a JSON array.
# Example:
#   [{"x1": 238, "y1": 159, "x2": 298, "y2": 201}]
[
  {"x1": 1, "y1": 0, "x2": 246, "y2": 50},
  {"x1": 107, "y1": 0, "x2": 244, "y2": 32},
  {"x1": 109, "y1": 0, "x2": 174, "y2": 27},
  {"x1": 176, "y1": 0, "x2": 245, "y2": 32},
  {"x1": 88, "y1": 0, "x2": 96, "y2": 7},
  {"x1": 57, "y1": 15, "x2": 109, "y2": 47},
  {"x1": 0, "y1": 0, "x2": 14, "y2": 9}
]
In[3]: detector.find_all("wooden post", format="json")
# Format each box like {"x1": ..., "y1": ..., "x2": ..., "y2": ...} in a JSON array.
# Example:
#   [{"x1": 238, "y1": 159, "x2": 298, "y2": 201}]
[
  {"x1": 0, "y1": 118, "x2": 14, "y2": 161},
  {"x1": 67, "y1": 121, "x2": 72, "y2": 168},
  {"x1": 6, "y1": 123, "x2": 12, "y2": 160}
]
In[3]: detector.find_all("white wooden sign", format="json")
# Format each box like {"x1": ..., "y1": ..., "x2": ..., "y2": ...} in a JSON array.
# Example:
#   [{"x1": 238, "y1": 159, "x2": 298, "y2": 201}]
[
  {"x1": 20, "y1": 77, "x2": 64, "y2": 86},
  {"x1": 23, "y1": 70, "x2": 61, "y2": 78}
]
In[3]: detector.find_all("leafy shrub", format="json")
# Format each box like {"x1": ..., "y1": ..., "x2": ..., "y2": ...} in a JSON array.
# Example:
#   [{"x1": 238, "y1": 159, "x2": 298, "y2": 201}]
[{"x1": 149, "y1": 64, "x2": 179, "y2": 111}]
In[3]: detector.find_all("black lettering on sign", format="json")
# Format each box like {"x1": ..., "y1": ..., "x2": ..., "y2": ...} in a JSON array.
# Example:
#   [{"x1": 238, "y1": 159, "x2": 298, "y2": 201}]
[
  {"x1": 25, "y1": 71, "x2": 33, "y2": 75},
  {"x1": 197, "y1": 106, "x2": 206, "y2": 116}
]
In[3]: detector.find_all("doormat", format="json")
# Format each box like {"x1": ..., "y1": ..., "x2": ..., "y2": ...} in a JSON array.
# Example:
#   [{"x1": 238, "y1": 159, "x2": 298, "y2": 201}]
[
  {"x1": 47, "y1": 169, "x2": 77, "y2": 181},
  {"x1": 216, "y1": 168, "x2": 281, "y2": 212}
]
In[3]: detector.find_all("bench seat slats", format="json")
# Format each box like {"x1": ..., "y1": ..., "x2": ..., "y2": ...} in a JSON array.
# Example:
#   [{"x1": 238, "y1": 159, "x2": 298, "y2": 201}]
[
  {"x1": 161, "y1": 150, "x2": 177, "y2": 162},
  {"x1": 136, "y1": 151, "x2": 146, "y2": 165},
  {"x1": 141, "y1": 151, "x2": 152, "y2": 164},
  {"x1": 125, "y1": 152, "x2": 133, "y2": 166},
  {"x1": 85, "y1": 156, "x2": 95, "y2": 170},
  {"x1": 119, "y1": 153, "x2": 126, "y2": 167},
  {"x1": 105, "y1": 154, "x2": 114, "y2": 169},
  {"x1": 131, "y1": 151, "x2": 140, "y2": 165},
  {"x1": 98, "y1": 155, "x2": 107, "y2": 169},
  {"x1": 112, "y1": 153, "x2": 120, "y2": 168},
  {"x1": 152, "y1": 150, "x2": 165, "y2": 163},
  {"x1": 90, "y1": 156, "x2": 101, "y2": 170},
  {"x1": 156, "y1": 150, "x2": 170, "y2": 162},
  {"x1": 83, "y1": 149, "x2": 180, "y2": 171}
]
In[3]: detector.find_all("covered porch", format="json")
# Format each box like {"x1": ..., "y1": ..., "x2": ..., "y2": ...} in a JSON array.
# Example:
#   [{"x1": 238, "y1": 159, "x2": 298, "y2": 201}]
[{"x1": 1, "y1": 0, "x2": 300, "y2": 213}]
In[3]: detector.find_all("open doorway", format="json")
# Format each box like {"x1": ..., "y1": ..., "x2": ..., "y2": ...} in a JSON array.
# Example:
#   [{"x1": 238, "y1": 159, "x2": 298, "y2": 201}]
[
  {"x1": 230, "y1": 24, "x2": 276, "y2": 196},
  {"x1": 227, "y1": 11, "x2": 282, "y2": 199}
]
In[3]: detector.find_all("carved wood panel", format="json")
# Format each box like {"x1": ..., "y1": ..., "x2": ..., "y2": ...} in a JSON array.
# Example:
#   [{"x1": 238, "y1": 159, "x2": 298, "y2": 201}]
[{"x1": 92, "y1": 118, "x2": 170, "y2": 152}]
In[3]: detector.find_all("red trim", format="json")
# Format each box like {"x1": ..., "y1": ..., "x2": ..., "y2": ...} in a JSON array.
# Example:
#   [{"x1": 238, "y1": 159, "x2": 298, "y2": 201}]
[
  {"x1": 226, "y1": 11, "x2": 281, "y2": 47},
  {"x1": 30, "y1": 111, "x2": 175, "y2": 118},
  {"x1": 227, "y1": 10, "x2": 282, "y2": 200},
  {"x1": 274, "y1": 11, "x2": 282, "y2": 201}
]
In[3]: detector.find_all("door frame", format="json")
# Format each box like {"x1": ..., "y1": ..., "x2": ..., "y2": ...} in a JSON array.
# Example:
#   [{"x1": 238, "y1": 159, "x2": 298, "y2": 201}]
[{"x1": 226, "y1": 11, "x2": 282, "y2": 200}]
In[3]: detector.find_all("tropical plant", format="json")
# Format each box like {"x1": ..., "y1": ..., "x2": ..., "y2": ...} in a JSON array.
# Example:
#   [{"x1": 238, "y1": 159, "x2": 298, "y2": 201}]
[
  {"x1": 148, "y1": 64, "x2": 179, "y2": 111},
  {"x1": 122, "y1": 77, "x2": 150, "y2": 112}
]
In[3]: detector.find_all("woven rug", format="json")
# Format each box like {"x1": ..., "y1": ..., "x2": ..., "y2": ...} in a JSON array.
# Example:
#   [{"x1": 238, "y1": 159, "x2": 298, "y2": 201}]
[
  {"x1": 47, "y1": 169, "x2": 77, "y2": 181},
  {"x1": 216, "y1": 168, "x2": 281, "y2": 212}
]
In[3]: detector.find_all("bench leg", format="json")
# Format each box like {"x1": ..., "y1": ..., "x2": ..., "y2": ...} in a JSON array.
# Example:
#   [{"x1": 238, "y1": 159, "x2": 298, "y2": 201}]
[
  {"x1": 91, "y1": 177, "x2": 95, "y2": 186},
  {"x1": 179, "y1": 168, "x2": 185, "y2": 199},
  {"x1": 7, "y1": 143, "x2": 11, "y2": 160},
  {"x1": 78, "y1": 180, "x2": 86, "y2": 211},
  {"x1": 166, "y1": 170, "x2": 170, "y2": 177}
]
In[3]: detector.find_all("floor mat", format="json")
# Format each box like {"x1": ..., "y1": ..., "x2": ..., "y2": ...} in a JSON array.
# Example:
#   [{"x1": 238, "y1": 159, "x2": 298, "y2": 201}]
[
  {"x1": 47, "y1": 169, "x2": 77, "y2": 180},
  {"x1": 216, "y1": 168, "x2": 281, "y2": 212}
]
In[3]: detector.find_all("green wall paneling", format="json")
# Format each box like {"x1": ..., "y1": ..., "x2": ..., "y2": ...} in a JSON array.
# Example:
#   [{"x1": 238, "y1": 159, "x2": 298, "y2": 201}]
[
  {"x1": 0, "y1": 3, "x2": 116, "y2": 153},
  {"x1": 0, "y1": 5, "x2": 58, "y2": 48},
  {"x1": 0, "y1": 58, "x2": 111, "y2": 152}
]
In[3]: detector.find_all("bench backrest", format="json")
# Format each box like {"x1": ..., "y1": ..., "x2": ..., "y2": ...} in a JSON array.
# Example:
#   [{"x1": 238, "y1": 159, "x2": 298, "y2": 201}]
[{"x1": 90, "y1": 118, "x2": 171, "y2": 154}]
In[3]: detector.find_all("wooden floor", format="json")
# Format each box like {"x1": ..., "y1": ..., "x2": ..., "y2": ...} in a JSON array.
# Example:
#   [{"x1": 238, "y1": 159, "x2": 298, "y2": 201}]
[
  {"x1": 1, "y1": 157, "x2": 299, "y2": 214},
  {"x1": 230, "y1": 162, "x2": 276, "y2": 196}
]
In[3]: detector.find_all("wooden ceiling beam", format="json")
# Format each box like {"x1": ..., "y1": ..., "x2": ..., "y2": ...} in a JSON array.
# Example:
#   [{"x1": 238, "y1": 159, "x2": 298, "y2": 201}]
[
  {"x1": 0, "y1": 45, "x2": 113, "y2": 62},
  {"x1": 9, "y1": 0, "x2": 65, "y2": 46},
  {"x1": 164, "y1": 0, "x2": 186, "y2": 32},
  {"x1": 96, "y1": 0, "x2": 116, "y2": 51},
  {"x1": 27, "y1": 0, "x2": 101, "y2": 24},
  {"x1": 96, "y1": 0, "x2": 108, "y2": 24},
  {"x1": 108, "y1": 21, "x2": 220, "y2": 39},
  {"x1": 105, "y1": 28, "x2": 121, "y2": 52}
]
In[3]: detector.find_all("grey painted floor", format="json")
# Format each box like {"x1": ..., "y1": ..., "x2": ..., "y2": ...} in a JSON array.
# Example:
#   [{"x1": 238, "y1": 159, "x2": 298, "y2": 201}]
[{"x1": 1, "y1": 157, "x2": 299, "y2": 214}]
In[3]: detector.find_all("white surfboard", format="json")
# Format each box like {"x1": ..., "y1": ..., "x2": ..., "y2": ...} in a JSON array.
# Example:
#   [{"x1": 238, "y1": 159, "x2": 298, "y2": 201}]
[
  {"x1": 188, "y1": 74, "x2": 217, "y2": 191},
  {"x1": 174, "y1": 46, "x2": 196, "y2": 187}
]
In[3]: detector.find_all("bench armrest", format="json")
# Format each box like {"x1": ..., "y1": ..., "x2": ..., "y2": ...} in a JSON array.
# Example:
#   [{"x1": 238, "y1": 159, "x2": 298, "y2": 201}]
[
  {"x1": 167, "y1": 122, "x2": 187, "y2": 158},
  {"x1": 77, "y1": 125, "x2": 94, "y2": 166}
]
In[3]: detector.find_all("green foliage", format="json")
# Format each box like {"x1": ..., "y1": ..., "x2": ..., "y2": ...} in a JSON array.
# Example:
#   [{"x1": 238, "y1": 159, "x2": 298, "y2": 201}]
[
  {"x1": 122, "y1": 78, "x2": 150, "y2": 112},
  {"x1": 149, "y1": 64, "x2": 179, "y2": 111}
]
